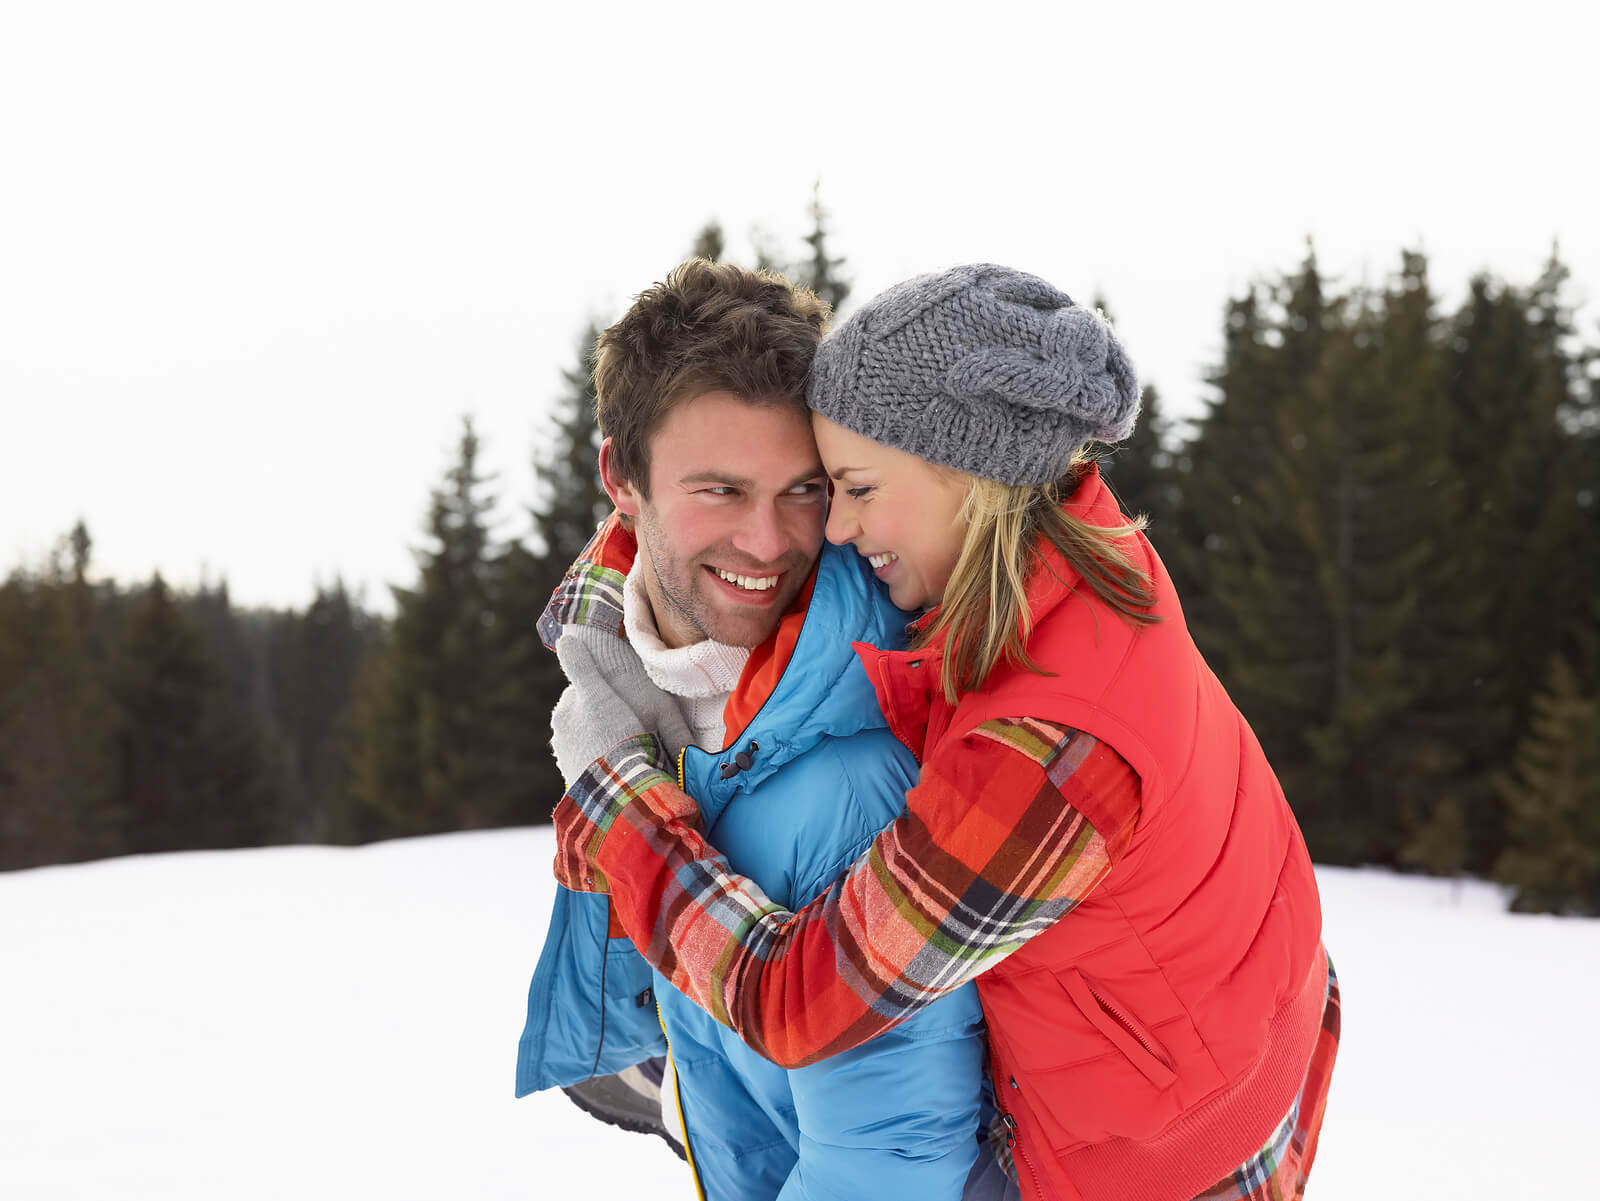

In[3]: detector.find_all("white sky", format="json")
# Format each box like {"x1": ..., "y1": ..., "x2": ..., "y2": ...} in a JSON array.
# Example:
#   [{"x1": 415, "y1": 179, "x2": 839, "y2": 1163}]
[{"x1": 4, "y1": 1, "x2": 1597, "y2": 611}]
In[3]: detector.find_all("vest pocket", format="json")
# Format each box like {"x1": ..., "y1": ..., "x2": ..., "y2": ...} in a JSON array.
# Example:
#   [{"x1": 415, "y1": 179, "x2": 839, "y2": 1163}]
[
  {"x1": 983, "y1": 964, "x2": 1186, "y2": 1150},
  {"x1": 1059, "y1": 969, "x2": 1177, "y2": 1090}
]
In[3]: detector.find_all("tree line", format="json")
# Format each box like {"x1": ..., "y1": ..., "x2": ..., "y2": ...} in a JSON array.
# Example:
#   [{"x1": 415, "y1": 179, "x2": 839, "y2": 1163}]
[
  {"x1": 1109, "y1": 245, "x2": 1598, "y2": 913},
  {"x1": 2, "y1": 211, "x2": 1596, "y2": 914}
]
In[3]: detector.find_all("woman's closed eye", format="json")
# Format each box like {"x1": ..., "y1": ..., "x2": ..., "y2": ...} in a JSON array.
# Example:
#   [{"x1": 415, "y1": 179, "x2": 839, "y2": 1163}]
[{"x1": 845, "y1": 485, "x2": 874, "y2": 499}]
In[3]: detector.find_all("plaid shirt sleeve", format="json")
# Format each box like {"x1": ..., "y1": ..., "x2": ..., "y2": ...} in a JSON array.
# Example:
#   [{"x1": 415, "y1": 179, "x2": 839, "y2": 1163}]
[{"x1": 552, "y1": 716, "x2": 1141, "y2": 1069}]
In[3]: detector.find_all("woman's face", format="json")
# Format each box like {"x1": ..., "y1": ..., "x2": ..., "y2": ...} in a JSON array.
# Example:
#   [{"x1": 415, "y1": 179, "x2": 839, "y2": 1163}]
[{"x1": 812, "y1": 412, "x2": 970, "y2": 611}]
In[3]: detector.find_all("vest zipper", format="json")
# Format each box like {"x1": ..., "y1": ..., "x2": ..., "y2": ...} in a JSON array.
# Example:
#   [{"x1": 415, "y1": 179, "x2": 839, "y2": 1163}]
[
  {"x1": 874, "y1": 650, "x2": 925, "y2": 766},
  {"x1": 1001, "y1": 1110, "x2": 1047, "y2": 1201},
  {"x1": 1097, "y1": 988, "x2": 1166, "y2": 1065},
  {"x1": 995, "y1": 1058, "x2": 1047, "y2": 1201},
  {"x1": 658, "y1": 1003, "x2": 707, "y2": 1201}
]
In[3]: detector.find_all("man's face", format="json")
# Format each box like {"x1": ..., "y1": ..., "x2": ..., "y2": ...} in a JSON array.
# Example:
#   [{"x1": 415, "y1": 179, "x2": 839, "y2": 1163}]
[{"x1": 602, "y1": 390, "x2": 828, "y2": 649}]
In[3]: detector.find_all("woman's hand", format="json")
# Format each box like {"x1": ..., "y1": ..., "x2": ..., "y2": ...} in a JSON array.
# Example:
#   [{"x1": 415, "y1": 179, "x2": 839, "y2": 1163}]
[
  {"x1": 548, "y1": 628, "x2": 696, "y2": 893},
  {"x1": 549, "y1": 627, "x2": 694, "y2": 784}
]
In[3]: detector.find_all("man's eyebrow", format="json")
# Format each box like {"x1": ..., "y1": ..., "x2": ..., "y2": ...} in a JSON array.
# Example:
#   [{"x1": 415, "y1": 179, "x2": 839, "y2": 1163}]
[
  {"x1": 677, "y1": 468, "x2": 826, "y2": 491},
  {"x1": 678, "y1": 470, "x2": 753, "y2": 488}
]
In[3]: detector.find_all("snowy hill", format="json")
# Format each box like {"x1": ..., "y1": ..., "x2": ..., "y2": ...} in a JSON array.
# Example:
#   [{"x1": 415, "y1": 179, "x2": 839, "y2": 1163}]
[{"x1": 3, "y1": 830, "x2": 1595, "y2": 1199}]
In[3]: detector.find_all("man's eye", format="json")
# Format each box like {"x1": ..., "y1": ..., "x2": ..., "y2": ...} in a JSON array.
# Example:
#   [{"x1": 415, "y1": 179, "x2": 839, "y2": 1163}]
[
  {"x1": 703, "y1": 487, "x2": 738, "y2": 497},
  {"x1": 788, "y1": 481, "x2": 826, "y2": 498}
]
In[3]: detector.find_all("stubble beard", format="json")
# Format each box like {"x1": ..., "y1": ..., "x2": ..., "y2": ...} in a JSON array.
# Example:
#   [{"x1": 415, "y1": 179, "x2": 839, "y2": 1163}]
[
  {"x1": 648, "y1": 548, "x2": 787, "y2": 650},
  {"x1": 637, "y1": 508, "x2": 806, "y2": 650}
]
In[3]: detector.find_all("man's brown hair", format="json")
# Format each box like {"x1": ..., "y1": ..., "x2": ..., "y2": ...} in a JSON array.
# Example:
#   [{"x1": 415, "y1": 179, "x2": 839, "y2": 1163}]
[{"x1": 595, "y1": 258, "x2": 829, "y2": 495}]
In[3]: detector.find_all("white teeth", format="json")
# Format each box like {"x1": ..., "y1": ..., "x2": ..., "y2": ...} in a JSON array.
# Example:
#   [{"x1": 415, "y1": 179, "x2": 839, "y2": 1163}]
[
  {"x1": 868, "y1": 552, "x2": 899, "y2": 569},
  {"x1": 715, "y1": 568, "x2": 779, "y2": 591}
]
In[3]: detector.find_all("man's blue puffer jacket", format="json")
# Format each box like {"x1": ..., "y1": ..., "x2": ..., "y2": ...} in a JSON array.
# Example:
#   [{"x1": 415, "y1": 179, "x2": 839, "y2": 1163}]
[{"x1": 517, "y1": 542, "x2": 987, "y2": 1201}]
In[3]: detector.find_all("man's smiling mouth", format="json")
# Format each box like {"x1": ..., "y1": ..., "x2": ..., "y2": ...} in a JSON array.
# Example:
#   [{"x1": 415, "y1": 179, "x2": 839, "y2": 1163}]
[{"x1": 711, "y1": 567, "x2": 781, "y2": 592}]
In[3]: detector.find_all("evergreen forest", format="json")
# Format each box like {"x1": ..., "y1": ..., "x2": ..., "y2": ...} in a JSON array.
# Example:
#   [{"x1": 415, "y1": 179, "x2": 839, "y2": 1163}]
[{"x1": 4, "y1": 200, "x2": 1597, "y2": 915}]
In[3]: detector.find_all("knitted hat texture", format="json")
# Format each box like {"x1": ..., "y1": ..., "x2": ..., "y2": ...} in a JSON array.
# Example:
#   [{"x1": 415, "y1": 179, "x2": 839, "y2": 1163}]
[{"x1": 807, "y1": 264, "x2": 1140, "y2": 485}]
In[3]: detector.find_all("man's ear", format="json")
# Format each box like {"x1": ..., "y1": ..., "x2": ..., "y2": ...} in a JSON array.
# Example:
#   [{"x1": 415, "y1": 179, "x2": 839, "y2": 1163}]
[{"x1": 597, "y1": 437, "x2": 644, "y2": 519}]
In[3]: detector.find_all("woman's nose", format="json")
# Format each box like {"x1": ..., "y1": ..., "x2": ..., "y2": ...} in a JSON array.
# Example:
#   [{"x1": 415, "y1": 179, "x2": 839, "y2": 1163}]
[{"x1": 825, "y1": 499, "x2": 858, "y2": 546}]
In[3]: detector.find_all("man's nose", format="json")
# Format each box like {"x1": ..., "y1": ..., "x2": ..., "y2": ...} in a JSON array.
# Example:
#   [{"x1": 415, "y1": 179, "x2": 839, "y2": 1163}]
[{"x1": 732, "y1": 503, "x2": 788, "y2": 564}]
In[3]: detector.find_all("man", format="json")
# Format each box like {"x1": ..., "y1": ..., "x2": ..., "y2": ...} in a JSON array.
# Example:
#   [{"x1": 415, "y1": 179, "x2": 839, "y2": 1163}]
[{"x1": 516, "y1": 260, "x2": 990, "y2": 1201}]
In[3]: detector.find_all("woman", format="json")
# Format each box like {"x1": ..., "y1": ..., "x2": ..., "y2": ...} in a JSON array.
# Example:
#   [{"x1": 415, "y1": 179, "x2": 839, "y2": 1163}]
[{"x1": 551, "y1": 264, "x2": 1339, "y2": 1201}]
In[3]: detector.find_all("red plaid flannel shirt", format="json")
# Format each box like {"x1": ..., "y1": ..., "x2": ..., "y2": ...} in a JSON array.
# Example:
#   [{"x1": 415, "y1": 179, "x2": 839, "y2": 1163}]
[{"x1": 553, "y1": 714, "x2": 1141, "y2": 1068}]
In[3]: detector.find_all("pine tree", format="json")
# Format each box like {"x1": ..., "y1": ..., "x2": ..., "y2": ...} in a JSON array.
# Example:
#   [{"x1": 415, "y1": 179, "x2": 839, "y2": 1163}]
[
  {"x1": 1172, "y1": 280, "x2": 1290, "y2": 655},
  {"x1": 1086, "y1": 296, "x2": 1182, "y2": 562},
  {"x1": 271, "y1": 581, "x2": 378, "y2": 842},
  {"x1": 1493, "y1": 628, "x2": 1600, "y2": 914},
  {"x1": 109, "y1": 574, "x2": 275, "y2": 854},
  {"x1": 1434, "y1": 252, "x2": 1591, "y2": 865},
  {"x1": 1526, "y1": 250, "x2": 1600, "y2": 673},
  {"x1": 531, "y1": 324, "x2": 610, "y2": 566},
  {"x1": 0, "y1": 526, "x2": 127, "y2": 869},
  {"x1": 0, "y1": 564, "x2": 116, "y2": 867},
  {"x1": 1359, "y1": 251, "x2": 1486, "y2": 873},
  {"x1": 1300, "y1": 260, "x2": 1456, "y2": 866},
  {"x1": 689, "y1": 221, "x2": 725, "y2": 263},
  {"x1": 1176, "y1": 249, "x2": 1342, "y2": 846},
  {"x1": 508, "y1": 321, "x2": 615, "y2": 822},
  {"x1": 1099, "y1": 382, "x2": 1177, "y2": 535},
  {"x1": 0, "y1": 572, "x2": 30, "y2": 862},
  {"x1": 348, "y1": 417, "x2": 511, "y2": 836},
  {"x1": 1176, "y1": 248, "x2": 1468, "y2": 864},
  {"x1": 793, "y1": 181, "x2": 850, "y2": 316},
  {"x1": 490, "y1": 539, "x2": 568, "y2": 824}
]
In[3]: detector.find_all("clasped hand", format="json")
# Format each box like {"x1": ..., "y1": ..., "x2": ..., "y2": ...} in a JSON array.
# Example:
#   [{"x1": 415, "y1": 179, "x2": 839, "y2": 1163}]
[{"x1": 548, "y1": 626, "x2": 695, "y2": 892}]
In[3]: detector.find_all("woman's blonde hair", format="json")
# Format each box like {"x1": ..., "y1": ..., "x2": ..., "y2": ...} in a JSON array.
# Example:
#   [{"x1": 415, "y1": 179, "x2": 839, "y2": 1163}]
[{"x1": 917, "y1": 455, "x2": 1161, "y2": 704}]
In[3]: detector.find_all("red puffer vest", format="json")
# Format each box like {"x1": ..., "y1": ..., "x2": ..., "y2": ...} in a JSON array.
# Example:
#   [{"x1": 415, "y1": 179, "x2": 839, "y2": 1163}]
[{"x1": 862, "y1": 466, "x2": 1326, "y2": 1201}]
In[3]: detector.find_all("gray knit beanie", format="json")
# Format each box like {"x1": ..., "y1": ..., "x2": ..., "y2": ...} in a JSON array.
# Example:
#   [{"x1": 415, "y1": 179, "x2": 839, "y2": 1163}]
[{"x1": 807, "y1": 264, "x2": 1140, "y2": 486}]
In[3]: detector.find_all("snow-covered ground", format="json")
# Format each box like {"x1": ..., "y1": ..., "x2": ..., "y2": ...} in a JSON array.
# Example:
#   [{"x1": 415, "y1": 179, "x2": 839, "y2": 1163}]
[{"x1": 3, "y1": 829, "x2": 1595, "y2": 1199}]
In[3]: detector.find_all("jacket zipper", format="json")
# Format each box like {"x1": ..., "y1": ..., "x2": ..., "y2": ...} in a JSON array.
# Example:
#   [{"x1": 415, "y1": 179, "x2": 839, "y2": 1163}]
[
  {"x1": 658, "y1": 1003, "x2": 708, "y2": 1201},
  {"x1": 665, "y1": 749, "x2": 708, "y2": 1198}
]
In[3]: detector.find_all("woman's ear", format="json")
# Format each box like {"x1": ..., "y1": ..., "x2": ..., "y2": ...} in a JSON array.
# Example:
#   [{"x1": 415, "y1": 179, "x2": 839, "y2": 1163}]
[{"x1": 597, "y1": 437, "x2": 644, "y2": 519}]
